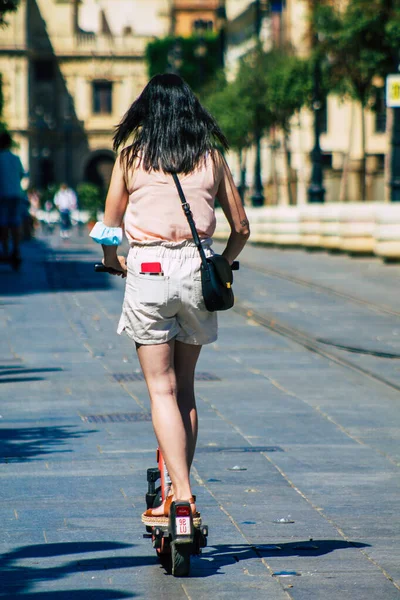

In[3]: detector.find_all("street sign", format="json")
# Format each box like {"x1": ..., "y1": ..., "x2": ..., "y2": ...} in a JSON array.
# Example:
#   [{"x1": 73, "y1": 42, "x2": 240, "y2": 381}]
[{"x1": 386, "y1": 74, "x2": 400, "y2": 107}]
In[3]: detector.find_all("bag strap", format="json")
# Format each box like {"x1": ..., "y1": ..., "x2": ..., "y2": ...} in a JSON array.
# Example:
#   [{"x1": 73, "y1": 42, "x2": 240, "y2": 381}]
[{"x1": 171, "y1": 173, "x2": 209, "y2": 268}]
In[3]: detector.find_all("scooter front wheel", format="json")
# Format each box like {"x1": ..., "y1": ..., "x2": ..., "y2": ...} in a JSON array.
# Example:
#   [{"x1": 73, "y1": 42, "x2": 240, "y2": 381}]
[{"x1": 171, "y1": 543, "x2": 191, "y2": 577}]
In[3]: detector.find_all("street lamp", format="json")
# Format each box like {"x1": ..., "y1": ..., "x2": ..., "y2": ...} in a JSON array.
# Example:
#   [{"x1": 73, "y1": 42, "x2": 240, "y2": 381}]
[
  {"x1": 251, "y1": 0, "x2": 265, "y2": 207},
  {"x1": 194, "y1": 20, "x2": 208, "y2": 87},
  {"x1": 167, "y1": 39, "x2": 183, "y2": 74},
  {"x1": 308, "y1": 40, "x2": 326, "y2": 203},
  {"x1": 389, "y1": 54, "x2": 400, "y2": 202},
  {"x1": 215, "y1": 3, "x2": 227, "y2": 69}
]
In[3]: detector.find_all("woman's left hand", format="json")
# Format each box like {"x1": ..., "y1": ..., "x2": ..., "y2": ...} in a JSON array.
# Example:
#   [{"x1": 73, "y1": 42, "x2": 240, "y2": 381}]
[{"x1": 102, "y1": 255, "x2": 127, "y2": 278}]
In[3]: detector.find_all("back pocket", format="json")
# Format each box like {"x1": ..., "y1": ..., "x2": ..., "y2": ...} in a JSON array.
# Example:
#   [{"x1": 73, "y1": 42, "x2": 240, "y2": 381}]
[{"x1": 137, "y1": 274, "x2": 168, "y2": 306}]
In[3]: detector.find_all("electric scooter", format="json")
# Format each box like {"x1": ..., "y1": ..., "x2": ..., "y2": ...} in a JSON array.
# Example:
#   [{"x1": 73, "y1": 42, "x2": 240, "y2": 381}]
[
  {"x1": 94, "y1": 259, "x2": 240, "y2": 576},
  {"x1": 142, "y1": 449, "x2": 208, "y2": 577}
]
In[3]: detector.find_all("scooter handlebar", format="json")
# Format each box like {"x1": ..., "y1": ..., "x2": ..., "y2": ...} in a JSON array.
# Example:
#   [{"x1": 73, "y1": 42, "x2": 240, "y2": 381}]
[
  {"x1": 94, "y1": 263, "x2": 110, "y2": 273},
  {"x1": 94, "y1": 260, "x2": 239, "y2": 273}
]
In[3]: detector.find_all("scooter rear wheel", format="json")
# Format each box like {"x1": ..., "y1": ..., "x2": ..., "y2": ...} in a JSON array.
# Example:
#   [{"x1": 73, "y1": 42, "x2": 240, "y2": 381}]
[{"x1": 171, "y1": 543, "x2": 191, "y2": 577}]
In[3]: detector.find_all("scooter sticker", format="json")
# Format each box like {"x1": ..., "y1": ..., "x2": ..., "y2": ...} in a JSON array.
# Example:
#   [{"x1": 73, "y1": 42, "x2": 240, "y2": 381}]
[{"x1": 176, "y1": 517, "x2": 191, "y2": 535}]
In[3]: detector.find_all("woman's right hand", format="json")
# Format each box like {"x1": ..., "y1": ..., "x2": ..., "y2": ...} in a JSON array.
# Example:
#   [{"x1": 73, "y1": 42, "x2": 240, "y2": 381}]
[{"x1": 103, "y1": 255, "x2": 127, "y2": 278}]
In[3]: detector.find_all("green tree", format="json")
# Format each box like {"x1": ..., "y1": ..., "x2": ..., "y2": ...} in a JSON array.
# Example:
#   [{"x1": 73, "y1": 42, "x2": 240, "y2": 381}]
[
  {"x1": 205, "y1": 77, "x2": 253, "y2": 200},
  {"x1": 204, "y1": 49, "x2": 274, "y2": 202},
  {"x1": 264, "y1": 52, "x2": 313, "y2": 203},
  {"x1": 77, "y1": 183, "x2": 104, "y2": 221},
  {"x1": 0, "y1": 0, "x2": 19, "y2": 27},
  {"x1": 314, "y1": 0, "x2": 400, "y2": 199},
  {"x1": 234, "y1": 48, "x2": 275, "y2": 203},
  {"x1": 206, "y1": 48, "x2": 314, "y2": 204},
  {"x1": 146, "y1": 35, "x2": 221, "y2": 93}
]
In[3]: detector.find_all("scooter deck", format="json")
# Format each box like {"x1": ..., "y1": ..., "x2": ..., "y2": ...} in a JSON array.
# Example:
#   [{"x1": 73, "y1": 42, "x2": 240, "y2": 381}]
[{"x1": 141, "y1": 512, "x2": 202, "y2": 528}]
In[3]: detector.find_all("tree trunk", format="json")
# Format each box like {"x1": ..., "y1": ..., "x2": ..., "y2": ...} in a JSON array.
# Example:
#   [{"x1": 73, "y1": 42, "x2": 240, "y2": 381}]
[
  {"x1": 384, "y1": 106, "x2": 393, "y2": 203},
  {"x1": 360, "y1": 103, "x2": 367, "y2": 201},
  {"x1": 270, "y1": 127, "x2": 279, "y2": 205},
  {"x1": 295, "y1": 113, "x2": 308, "y2": 206},
  {"x1": 339, "y1": 102, "x2": 355, "y2": 203},
  {"x1": 282, "y1": 133, "x2": 293, "y2": 205},
  {"x1": 238, "y1": 148, "x2": 247, "y2": 203}
]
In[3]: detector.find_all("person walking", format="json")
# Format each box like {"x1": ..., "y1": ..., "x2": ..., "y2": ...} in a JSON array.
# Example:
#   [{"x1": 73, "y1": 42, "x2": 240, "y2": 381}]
[
  {"x1": 54, "y1": 183, "x2": 77, "y2": 238},
  {"x1": 0, "y1": 132, "x2": 26, "y2": 268},
  {"x1": 89, "y1": 74, "x2": 250, "y2": 522}
]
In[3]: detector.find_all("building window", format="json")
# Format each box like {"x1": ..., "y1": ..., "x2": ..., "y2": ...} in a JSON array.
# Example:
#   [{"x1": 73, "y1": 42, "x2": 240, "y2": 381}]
[
  {"x1": 92, "y1": 81, "x2": 113, "y2": 115},
  {"x1": 193, "y1": 19, "x2": 213, "y2": 33},
  {"x1": 375, "y1": 88, "x2": 386, "y2": 133}
]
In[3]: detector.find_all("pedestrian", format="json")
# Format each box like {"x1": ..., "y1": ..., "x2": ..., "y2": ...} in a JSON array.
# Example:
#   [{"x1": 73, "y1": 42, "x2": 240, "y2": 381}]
[
  {"x1": 0, "y1": 131, "x2": 25, "y2": 269},
  {"x1": 89, "y1": 73, "x2": 250, "y2": 522},
  {"x1": 27, "y1": 187, "x2": 40, "y2": 220},
  {"x1": 54, "y1": 183, "x2": 77, "y2": 238}
]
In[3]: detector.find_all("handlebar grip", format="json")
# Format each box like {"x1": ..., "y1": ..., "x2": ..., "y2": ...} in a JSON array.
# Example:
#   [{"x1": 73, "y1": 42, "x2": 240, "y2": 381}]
[
  {"x1": 94, "y1": 263, "x2": 110, "y2": 273},
  {"x1": 231, "y1": 261, "x2": 239, "y2": 271}
]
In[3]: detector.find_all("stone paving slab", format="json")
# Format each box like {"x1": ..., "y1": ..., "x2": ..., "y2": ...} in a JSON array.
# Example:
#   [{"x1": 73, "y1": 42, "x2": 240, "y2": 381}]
[{"x1": 1, "y1": 233, "x2": 400, "y2": 598}]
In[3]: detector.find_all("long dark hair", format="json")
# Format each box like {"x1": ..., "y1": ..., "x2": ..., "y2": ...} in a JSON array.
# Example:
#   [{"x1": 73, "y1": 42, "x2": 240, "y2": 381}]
[{"x1": 113, "y1": 73, "x2": 228, "y2": 174}]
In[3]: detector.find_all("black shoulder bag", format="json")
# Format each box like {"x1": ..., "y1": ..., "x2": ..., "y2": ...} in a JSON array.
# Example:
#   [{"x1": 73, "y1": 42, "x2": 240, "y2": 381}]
[{"x1": 172, "y1": 173, "x2": 234, "y2": 312}]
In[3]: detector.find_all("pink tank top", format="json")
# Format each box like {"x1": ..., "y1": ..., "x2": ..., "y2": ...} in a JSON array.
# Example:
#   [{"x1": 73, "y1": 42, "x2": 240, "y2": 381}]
[{"x1": 123, "y1": 153, "x2": 221, "y2": 243}]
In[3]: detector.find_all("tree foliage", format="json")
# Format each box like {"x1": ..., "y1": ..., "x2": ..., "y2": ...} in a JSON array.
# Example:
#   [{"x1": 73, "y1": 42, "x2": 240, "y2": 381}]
[
  {"x1": 235, "y1": 47, "x2": 275, "y2": 134},
  {"x1": 313, "y1": 0, "x2": 400, "y2": 200},
  {"x1": 77, "y1": 183, "x2": 104, "y2": 220},
  {"x1": 314, "y1": 0, "x2": 400, "y2": 106},
  {"x1": 146, "y1": 35, "x2": 221, "y2": 93},
  {"x1": 204, "y1": 48, "x2": 313, "y2": 151},
  {"x1": 204, "y1": 77, "x2": 253, "y2": 152},
  {"x1": 0, "y1": 0, "x2": 20, "y2": 27},
  {"x1": 264, "y1": 51, "x2": 313, "y2": 131}
]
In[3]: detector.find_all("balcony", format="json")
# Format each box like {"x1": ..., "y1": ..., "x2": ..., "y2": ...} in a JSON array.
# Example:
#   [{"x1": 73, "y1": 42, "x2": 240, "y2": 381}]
[{"x1": 0, "y1": 32, "x2": 150, "y2": 58}]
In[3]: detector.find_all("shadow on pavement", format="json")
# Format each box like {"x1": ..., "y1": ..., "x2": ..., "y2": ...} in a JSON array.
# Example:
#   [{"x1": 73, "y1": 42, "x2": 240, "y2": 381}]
[
  {"x1": 0, "y1": 538, "x2": 371, "y2": 593},
  {"x1": 0, "y1": 237, "x2": 118, "y2": 296},
  {"x1": 0, "y1": 367, "x2": 63, "y2": 385},
  {"x1": 190, "y1": 540, "x2": 371, "y2": 577},
  {"x1": 0, "y1": 426, "x2": 95, "y2": 463},
  {"x1": 0, "y1": 541, "x2": 135, "y2": 599}
]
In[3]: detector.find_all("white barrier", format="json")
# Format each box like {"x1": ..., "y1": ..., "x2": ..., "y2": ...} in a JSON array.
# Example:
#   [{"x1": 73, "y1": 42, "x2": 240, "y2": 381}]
[
  {"x1": 249, "y1": 207, "x2": 275, "y2": 243},
  {"x1": 339, "y1": 203, "x2": 379, "y2": 254},
  {"x1": 299, "y1": 205, "x2": 323, "y2": 248},
  {"x1": 272, "y1": 207, "x2": 301, "y2": 246},
  {"x1": 320, "y1": 204, "x2": 342, "y2": 250},
  {"x1": 214, "y1": 203, "x2": 400, "y2": 261},
  {"x1": 374, "y1": 205, "x2": 400, "y2": 260}
]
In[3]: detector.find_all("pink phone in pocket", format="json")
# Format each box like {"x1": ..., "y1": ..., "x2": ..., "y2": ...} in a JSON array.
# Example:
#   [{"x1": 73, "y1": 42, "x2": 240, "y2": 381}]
[{"x1": 140, "y1": 262, "x2": 163, "y2": 275}]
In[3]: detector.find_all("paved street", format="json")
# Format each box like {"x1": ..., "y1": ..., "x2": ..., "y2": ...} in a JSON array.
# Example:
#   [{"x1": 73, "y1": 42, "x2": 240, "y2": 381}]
[{"x1": 1, "y1": 230, "x2": 400, "y2": 599}]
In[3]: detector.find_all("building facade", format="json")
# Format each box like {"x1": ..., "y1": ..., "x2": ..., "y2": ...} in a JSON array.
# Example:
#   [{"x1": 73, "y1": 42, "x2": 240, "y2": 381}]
[
  {"x1": 171, "y1": 0, "x2": 225, "y2": 36},
  {"x1": 0, "y1": 0, "x2": 170, "y2": 190}
]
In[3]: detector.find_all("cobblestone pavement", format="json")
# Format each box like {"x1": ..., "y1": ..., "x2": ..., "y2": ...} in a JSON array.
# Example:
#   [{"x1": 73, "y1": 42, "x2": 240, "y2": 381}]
[{"x1": 0, "y1": 231, "x2": 399, "y2": 599}]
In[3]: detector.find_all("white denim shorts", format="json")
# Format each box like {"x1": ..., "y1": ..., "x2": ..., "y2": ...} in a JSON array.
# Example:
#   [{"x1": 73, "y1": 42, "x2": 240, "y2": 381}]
[{"x1": 117, "y1": 240, "x2": 218, "y2": 346}]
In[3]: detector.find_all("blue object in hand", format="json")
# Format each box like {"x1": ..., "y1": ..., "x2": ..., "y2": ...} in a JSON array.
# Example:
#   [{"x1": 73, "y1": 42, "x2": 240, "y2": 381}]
[{"x1": 89, "y1": 221, "x2": 123, "y2": 246}]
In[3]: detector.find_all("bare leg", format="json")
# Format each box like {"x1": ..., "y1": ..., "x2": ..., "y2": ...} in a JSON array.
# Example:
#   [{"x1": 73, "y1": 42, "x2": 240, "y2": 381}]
[
  {"x1": 137, "y1": 340, "x2": 194, "y2": 510},
  {"x1": 174, "y1": 341, "x2": 202, "y2": 469}
]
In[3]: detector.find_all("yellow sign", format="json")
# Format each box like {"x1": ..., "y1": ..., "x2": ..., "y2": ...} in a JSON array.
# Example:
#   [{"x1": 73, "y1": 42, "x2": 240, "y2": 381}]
[{"x1": 386, "y1": 75, "x2": 400, "y2": 107}]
